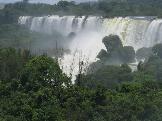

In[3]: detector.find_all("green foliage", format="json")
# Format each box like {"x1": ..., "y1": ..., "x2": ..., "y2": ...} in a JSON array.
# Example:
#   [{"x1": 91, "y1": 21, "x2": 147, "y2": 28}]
[
  {"x1": 1, "y1": 47, "x2": 162, "y2": 120},
  {"x1": 108, "y1": 81, "x2": 162, "y2": 121},
  {"x1": 83, "y1": 64, "x2": 133, "y2": 88},
  {"x1": 0, "y1": 24, "x2": 32, "y2": 48},
  {"x1": 152, "y1": 44, "x2": 162, "y2": 58},
  {"x1": 103, "y1": 35, "x2": 123, "y2": 53},
  {"x1": 142, "y1": 56, "x2": 162, "y2": 82},
  {"x1": 98, "y1": 0, "x2": 162, "y2": 17},
  {"x1": 20, "y1": 55, "x2": 70, "y2": 92},
  {"x1": 120, "y1": 46, "x2": 135, "y2": 63},
  {"x1": 136, "y1": 47, "x2": 153, "y2": 61},
  {"x1": 97, "y1": 49, "x2": 108, "y2": 60},
  {"x1": 97, "y1": 35, "x2": 135, "y2": 65},
  {"x1": 0, "y1": 48, "x2": 31, "y2": 81},
  {"x1": 0, "y1": 54, "x2": 69, "y2": 121},
  {"x1": 0, "y1": 23, "x2": 68, "y2": 57},
  {"x1": 1, "y1": 1, "x2": 162, "y2": 120},
  {"x1": 135, "y1": 44, "x2": 162, "y2": 83}
]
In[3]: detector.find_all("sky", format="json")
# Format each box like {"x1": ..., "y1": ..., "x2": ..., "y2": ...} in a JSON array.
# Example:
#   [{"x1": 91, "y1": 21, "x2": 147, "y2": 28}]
[{"x1": 0, "y1": 0, "x2": 97, "y2": 4}]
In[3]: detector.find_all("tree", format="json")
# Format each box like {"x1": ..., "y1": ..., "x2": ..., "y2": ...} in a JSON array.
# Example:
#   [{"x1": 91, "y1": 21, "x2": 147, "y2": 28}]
[
  {"x1": 102, "y1": 35, "x2": 122, "y2": 53},
  {"x1": 83, "y1": 64, "x2": 132, "y2": 88},
  {"x1": 20, "y1": 55, "x2": 70, "y2": 91},
  {"x1": 97, "y1": 35, "x2": 135, "y2": 65},
  {"x1": 121, "y1": 46, "x2": 135, "y2": 63},
  {"x1": 138, "y1": 55, "x2": 162, "y2": 82},
  {"x1": 97, "y1": 49, "x2": 108, "y2": 60},
  {"x1": 136, "y1": 47, "x2": 153, "y2": 61},
  {"x1": 0, "y1": 48, "x2": 31, "y2": 81},
  {"x1": 152, "y1": 44, "x2": 162, "y2": 58}
]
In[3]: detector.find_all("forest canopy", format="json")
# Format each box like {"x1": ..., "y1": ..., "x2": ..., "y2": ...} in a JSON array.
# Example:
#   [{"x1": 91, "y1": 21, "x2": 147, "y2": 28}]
[{"x1": 1, "y1": 46, "x2": 162, "y2": 120}]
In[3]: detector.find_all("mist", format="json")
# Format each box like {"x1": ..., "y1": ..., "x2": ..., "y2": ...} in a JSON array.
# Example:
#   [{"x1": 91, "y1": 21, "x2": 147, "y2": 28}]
[{"x1": 18, "y1": 15, "x2": 162, "y2": 80}]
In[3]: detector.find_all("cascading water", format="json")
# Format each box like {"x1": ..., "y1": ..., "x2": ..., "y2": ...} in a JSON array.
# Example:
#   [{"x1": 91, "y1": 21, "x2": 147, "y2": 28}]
[{"x1": 18, "y1": 15, "x2": 162, "y2": 80}]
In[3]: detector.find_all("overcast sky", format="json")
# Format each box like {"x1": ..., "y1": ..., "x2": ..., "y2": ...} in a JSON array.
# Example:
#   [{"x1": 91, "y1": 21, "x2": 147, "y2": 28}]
[{"x1": 0, "y1": 0, "x2": 97, "y2": 4}]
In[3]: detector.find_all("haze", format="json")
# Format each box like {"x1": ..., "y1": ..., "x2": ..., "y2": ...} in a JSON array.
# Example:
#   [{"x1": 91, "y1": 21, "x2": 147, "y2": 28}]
[{"x1": 0, "y1": 0, "x2": 97, "y2": 4}]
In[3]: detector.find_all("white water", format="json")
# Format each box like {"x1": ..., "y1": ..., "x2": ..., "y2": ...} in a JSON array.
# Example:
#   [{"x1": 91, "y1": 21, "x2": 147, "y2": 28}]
[{"x1": 18, "y1": 15, "x2": 162, "y2": 80}]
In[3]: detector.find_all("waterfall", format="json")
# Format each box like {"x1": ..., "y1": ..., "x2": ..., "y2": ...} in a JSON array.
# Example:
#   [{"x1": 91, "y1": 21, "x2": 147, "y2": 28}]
[
  {"x1": 18, "y1": 16, "x2": 162, "y2": 50},
  {"x1": 18, "y1": 16, "x2": 162, "y2": 80}
]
